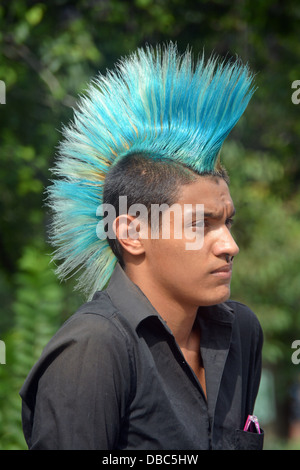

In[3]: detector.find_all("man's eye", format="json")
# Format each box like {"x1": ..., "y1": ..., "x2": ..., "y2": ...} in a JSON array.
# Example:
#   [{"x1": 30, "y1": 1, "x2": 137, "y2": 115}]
[
  {"x1": 193, "y1": 220, "x2": 205, "y2": 228},
  {"x1": 191, "y1": 220, "x2": 205, "y2": 231}
]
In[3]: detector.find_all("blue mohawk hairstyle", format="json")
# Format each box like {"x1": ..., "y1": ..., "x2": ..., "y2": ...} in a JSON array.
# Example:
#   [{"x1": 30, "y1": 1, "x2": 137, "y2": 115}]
[{"x1": 47, "y1": 42, "x2": 256, "y2": 298}]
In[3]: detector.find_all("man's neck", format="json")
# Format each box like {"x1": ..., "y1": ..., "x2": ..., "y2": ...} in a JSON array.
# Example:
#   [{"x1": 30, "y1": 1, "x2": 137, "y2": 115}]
[
  {"x1": 125, "y1": 263, "x2": 206, "y2": 397},
  {"x1": 125, "y1": 264, "x2": 198, "y2": 348}
]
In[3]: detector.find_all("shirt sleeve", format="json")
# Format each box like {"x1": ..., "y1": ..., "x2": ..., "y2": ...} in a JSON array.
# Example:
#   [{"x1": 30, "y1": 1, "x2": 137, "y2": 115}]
[{"x1": 20, "y1": 312, "x2": 134, "y2": 450}]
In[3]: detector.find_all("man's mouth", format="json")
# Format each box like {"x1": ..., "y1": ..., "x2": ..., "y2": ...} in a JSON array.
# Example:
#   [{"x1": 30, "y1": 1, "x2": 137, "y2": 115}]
[{"x1": 211, "y1": 264, "x2": 233, "y2": 279}]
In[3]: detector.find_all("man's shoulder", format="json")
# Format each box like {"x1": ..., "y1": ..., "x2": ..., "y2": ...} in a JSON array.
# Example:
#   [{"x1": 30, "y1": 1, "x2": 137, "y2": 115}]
[
  {"x1": 25, "y1": 290, "x2": 131, "y2": 372},
  {"x1": 225, "y1": 299, "x2": 263, "y2": 342},
  {"x1": 225, "y1": 299, "x2": 257, "y2": 318},
  {"x1": 74, "y1": 289, "x2": 117, "y2": 318},
  {"x1": 57, "y1": 290, "x2": 132, "y2": 343},
  {"x1": 20, "y1": 291, "x2": 134, "y2": 412}
]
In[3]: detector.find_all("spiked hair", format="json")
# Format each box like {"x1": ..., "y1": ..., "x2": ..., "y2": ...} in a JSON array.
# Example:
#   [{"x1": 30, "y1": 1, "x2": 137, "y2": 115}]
[{"x1": 47, "y1": 42, "x2": 255, "y2": 298}]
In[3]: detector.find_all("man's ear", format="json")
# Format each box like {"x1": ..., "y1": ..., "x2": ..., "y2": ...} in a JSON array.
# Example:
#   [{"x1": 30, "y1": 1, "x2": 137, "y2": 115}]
[{"x1": 113, "y1": 214, "x2": 145, "y2": 256}]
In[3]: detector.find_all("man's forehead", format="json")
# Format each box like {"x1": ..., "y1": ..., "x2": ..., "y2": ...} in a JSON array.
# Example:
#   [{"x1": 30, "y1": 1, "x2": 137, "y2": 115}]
[
  {"x1": 176, "y1": 176, "x2": 234, "y2": 209},
  {"x1": 186, "y1": 201, "x2": 235, "y2": 219}
]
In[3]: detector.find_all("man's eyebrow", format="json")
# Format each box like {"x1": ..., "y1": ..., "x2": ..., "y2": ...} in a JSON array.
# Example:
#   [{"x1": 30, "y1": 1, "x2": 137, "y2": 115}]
[
  {"x1": 189, "y1": 207, "x2": 236, "y2": 219},
  {"x1": 201, "y1": 207, "x2": 236, "y2": 219}
]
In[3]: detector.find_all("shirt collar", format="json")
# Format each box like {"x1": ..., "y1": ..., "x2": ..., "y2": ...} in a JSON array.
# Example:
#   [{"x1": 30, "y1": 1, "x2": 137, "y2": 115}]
[
  {"x1": 105, "y1": 263, "x2": 162, "y2": 330},
  {"x1": 105, "y1": 263, "x2": 235, "y2": 331},
  {"x1": 198, "y1": 302, "x2": 235, "y2": 325}
]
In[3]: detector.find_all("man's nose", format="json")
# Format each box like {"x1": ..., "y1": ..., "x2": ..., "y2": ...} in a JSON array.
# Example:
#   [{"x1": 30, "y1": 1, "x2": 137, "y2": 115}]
[{"x1": 214, "y1": 227, "x2": 240, "y2": 258}]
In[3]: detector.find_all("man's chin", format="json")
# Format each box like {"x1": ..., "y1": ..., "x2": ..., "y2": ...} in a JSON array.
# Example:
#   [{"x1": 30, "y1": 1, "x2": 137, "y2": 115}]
[
  {"x1": 215, "y1": 286, "x2": 231, "y2": 304},
  {"x1": 198, "y1": 286, "x2": 231, "y2": 307}
]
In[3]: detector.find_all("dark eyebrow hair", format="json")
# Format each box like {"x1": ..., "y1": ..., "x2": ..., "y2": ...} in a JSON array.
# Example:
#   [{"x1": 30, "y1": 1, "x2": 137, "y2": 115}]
[
  {"x1": 203, "y1": 207, "x2": 236, "y2": 220},
  {"x1": 189, "y1": 206, "x2": 236, "y2": 220}
]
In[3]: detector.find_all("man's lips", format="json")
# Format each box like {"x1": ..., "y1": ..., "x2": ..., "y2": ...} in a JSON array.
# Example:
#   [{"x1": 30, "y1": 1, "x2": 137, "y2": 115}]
[{"x1": 211, "y1": 264, "x2": 233, "y2": 278}]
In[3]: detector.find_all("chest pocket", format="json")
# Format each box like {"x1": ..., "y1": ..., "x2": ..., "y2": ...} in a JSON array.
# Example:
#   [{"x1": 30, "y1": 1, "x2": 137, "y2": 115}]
[{"x1": 234, "y1": 429, "x2": 264, "y2": 450}]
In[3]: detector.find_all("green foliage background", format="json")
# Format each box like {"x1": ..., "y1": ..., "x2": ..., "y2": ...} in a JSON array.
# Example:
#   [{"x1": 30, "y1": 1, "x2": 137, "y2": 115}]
[{"x1": 1, "y1": 0, "x2": 300, "y2": 450}]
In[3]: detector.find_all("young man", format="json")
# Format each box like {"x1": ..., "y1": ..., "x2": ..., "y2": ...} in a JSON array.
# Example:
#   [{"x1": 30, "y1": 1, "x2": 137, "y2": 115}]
[{"x1": 20, "y1": 44, "x2": 264, "y2": 450}]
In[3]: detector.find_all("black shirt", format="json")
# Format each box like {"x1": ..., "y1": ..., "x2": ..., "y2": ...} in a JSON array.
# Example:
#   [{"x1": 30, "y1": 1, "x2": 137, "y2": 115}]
[{"x1": 20, "y1": 263, "x2": 264, "y2": 450}]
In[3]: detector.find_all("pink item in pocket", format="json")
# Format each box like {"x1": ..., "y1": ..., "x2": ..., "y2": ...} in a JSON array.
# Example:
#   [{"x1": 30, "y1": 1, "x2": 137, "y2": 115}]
[{"x1": 243, "y1": 415, "x2": 261, "y2": 434}]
